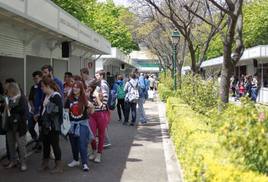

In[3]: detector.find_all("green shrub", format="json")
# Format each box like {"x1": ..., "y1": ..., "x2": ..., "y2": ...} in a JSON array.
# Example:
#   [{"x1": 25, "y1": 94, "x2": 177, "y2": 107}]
[
  {"x1": 159, "y1": 71, "x2": 173, "y2": 90},
  {"x1": 158, "y1": 83, "x2": 173, "y2": 101},
  {"x1": 166, "y1": 97, "x2": 268, "y2": 181},
  {"x1": 177, "y1": 74, "x2": 219, "y2": 115},
  {"x1": 218, "y1": 98, "x2": 268, "y2": 174},
  {"x1": 158, "y1": 71, "x2": 174, "y2": 101}
]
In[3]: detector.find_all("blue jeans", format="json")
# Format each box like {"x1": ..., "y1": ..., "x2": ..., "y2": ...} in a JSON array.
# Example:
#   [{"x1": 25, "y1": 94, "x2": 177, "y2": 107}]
[
  {"x1": 251, "y1": 87, "x2": 259, "y2": 102},
  {"x1": 69, "y1": 125, "x2": 90, "y2": 165},
  {"x1": 138, "y1": 98, "x2": 146, "y2": 123},
  {"x1": 124, "y1": 101, "x2": 137, "y2": 124}
]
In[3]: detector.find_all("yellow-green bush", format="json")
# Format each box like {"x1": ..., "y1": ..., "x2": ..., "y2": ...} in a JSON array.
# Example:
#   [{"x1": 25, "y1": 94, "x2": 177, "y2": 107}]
[
  {"x1": 167, "y1": 97, "x2": 268, "y2": 181},
  {"x1": 158, "y1": 83, "x2": 174, "y2": 101},
  {"x1": 158, "y1": 72, "x2": 174, "y2": 101},
  {"x1": 159, "y1": 73, "x2": 218, "y2": 115},
  {"x1": 217, "y1": 99, "x2": 268, "y2": 174},
  {"x1": 177, "y1": 74, "x2": 219, "y2": 116}
]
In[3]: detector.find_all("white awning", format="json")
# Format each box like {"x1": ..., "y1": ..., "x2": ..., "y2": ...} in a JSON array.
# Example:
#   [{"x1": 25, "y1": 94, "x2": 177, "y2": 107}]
[
  {"x1": 100, "y1": 48, "x2": 136, "y2": 68},
  {"x1": 182, "y1": 45, "x2": 268, "y2": 71},
  {"x1": 201, "y1": 45, "x2": 268, "y2": 68},
  {"x1": 0, "y1": 0, "x2": 111, "y2": 55}
]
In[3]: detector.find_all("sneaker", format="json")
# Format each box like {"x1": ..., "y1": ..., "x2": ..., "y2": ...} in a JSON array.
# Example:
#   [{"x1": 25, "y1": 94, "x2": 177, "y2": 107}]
[
  {"x1": 50, "y1": 151, "x2": 55, "y2": 160},
  {"x1": 68, "y1": 160, "x2": 80, "y2": 168},
  {"x1": 89, "y1": 151, "x2": 97, "y2": 161},
  {"x1": 82, "y1": 164, "x2": 89, "y2": 171},
  {"x1": 141, "y1": 121, "x2": 147, "y2": 125},
  {"x1": 103, "y1": 143, "x2": 112, "y2": 149},
  {"x1": 130, "y1": 123, "x2": 135, "y2": 126},
  {"x1": 94, "y1": 153, "x2": 101, "y2": 163},
  {"x1": 122, "y1": 122, "x2": 128, "y2": 126},
  {"x1": 20, "y1": 162, "x2": 27, "y2": 172},
  {"x1": 4, "y1": 161, "x2": 17, "y2": 169}
]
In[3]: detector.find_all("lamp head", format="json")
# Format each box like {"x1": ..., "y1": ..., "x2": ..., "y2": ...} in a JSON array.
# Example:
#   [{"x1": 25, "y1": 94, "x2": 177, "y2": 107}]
[{"x1": 172, "y1": 30, "x2": 180, "y2": 45}]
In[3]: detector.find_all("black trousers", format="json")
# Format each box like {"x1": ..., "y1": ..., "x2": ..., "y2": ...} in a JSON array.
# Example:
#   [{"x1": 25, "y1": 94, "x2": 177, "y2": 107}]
[
  {"x1": 124, "y1": 102, "x2": 137, "y2": 123},
  {"x1": 117, "y1": 99, "x2": 125, "y2": 120},
  {"x1": 42, "y1": 130, "x2": 61, "y2": 161}
]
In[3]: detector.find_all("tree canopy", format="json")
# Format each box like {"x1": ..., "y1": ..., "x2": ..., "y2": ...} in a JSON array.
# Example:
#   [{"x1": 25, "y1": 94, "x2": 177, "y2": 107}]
[
  {"x1": 52, "y1": 0, "x2": 138, "y2": 54},
  {"x1": 207, "y1": 0, "x2": 268, "y2": 59}
]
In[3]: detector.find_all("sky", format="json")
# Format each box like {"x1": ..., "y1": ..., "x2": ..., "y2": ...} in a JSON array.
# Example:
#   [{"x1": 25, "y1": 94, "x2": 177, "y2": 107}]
[{"x1": 98, "y1": 0, "x2": 132, "y2": 7}]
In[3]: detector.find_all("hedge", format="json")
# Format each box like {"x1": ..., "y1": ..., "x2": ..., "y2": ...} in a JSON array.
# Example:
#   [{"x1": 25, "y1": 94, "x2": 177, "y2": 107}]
[{"x1": 166, "y1": 97, "x2": 268, "y2": 182}]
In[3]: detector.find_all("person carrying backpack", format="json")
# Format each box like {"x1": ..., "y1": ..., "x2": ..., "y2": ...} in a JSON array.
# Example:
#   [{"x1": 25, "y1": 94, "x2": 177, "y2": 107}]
[
  {"x1": 123, "y1": 72, "x2": 139, "y2": 126},
  {"x1": 138, "y1": 73, "x2": 147, "y2": 124},
  {"x1": 112, "y1": 75, "x2": 125, "y2": 122}
]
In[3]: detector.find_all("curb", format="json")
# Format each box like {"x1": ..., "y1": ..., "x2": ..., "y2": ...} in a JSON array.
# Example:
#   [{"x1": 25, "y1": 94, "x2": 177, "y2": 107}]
[{"x1": 157, "y1": 98, "x2": 184, "y2": 182}]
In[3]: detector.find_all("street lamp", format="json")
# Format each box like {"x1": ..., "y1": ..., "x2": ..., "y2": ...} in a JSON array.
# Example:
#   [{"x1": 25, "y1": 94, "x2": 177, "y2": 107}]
[{"x1": 171, "y1": 30, "x2": 180, "y2": 91}]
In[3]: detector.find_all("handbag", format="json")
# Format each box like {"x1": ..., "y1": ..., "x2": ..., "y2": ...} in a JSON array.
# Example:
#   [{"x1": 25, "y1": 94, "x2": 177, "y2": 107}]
[
  {"x1": 0, "y1": 112, "x2": 7, "y2": 134},
  {"x1": 61, "y1": 109, "x2": 71, "y2": 136},
  {"x1": 0, "y1": 104, "x2": 10, "y2": 134}
]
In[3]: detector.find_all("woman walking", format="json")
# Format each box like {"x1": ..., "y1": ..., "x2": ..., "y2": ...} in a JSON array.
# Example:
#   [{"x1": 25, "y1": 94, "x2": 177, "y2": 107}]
[
  {"x1": 5, "y1": 82, "x2": 29, "y2": 171},
  {"x1": 39, "y1": 77, "x2": 63, "y2": 173},
  {"x1": 87, "y1": 79, "x2": 109, "y2": 163},
  {"x1": 65, "y1": 80, "x2": 94, "y2": 171}
]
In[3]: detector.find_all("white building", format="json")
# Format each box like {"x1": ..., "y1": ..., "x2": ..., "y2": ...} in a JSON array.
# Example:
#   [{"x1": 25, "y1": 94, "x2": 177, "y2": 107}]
[
  {"x1": 182, "y1": 45, "x2": 268, "y2": 104},
  {"x1": 0, "y1": 0, "x2": 111, "y2": 95},
  {"x1": 130, "y1": 48, "x2": 160, "y2": 73},
  {"x1": 96, "y1": 47, "x2": 136, "y2": 77}
]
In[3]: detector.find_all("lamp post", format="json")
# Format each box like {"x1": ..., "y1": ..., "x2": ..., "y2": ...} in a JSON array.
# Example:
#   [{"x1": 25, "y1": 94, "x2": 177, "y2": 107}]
[
  {"x1": 163, "y1": 56, "x2": 168, "y2": 77},
  {"x1": 171, "y1": 30, "x2": 180, "y2": 91}
]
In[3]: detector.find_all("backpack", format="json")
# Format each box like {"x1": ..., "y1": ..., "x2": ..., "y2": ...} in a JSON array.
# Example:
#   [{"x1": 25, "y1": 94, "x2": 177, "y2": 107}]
[
  {"x1": 108, "y1": 89, "x2": 117, "y2": 110},
  {"x1": 127, "y1": 81, "x2": 139, "y2": 103},
  {"x1": 100, "y1": 80, "x2": 117, "y2": 110},
  {"x1": 117, "y1": 84, "x2": 125, "y2": 99}
]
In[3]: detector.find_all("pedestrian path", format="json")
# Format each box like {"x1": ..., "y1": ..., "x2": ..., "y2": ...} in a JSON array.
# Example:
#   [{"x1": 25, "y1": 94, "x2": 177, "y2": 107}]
[{"x1": 0, "y1": 99, "x2": 183, "y2": 182}]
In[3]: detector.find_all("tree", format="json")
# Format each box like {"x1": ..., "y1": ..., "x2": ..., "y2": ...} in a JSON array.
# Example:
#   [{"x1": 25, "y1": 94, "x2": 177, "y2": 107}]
[
  {"x1": 206, "y1": 0, "x2": 268, "y2": 59},
  {"x1": 52, "y1": 0, "x2": 138, "y2": 53},
  {"x1": 209, "y1": 0, "x2": 244, "y2": 104},
  {"x1": 183, "y1": 0, "x2": 244, "y2": 104},
  {"x1": 135, "y1": 0, "x2": 225, "y2": 74},
  {"x1": 134, "y1": 14, "x2": 187, "y2": 88}
]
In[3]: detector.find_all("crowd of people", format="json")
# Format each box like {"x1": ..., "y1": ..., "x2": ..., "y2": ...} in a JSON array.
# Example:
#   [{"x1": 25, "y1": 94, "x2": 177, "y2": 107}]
[
  {"x1": 230, "y1": 74, "x2": 260, "y2": 102},
  {"x1": 0, "y1": 65, "x2": 156, "y2": 173}
]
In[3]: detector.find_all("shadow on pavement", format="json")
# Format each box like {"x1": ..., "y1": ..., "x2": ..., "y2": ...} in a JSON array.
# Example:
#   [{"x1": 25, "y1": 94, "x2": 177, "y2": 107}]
[{"x1": 0, "y1": 100, "x2": 166, "y2": 182}]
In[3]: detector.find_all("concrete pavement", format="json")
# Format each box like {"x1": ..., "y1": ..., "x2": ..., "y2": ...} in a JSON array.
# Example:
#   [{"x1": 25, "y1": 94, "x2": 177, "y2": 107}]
[{"x1": 0, "y1": 99, "x2": 183, "y2": 182}]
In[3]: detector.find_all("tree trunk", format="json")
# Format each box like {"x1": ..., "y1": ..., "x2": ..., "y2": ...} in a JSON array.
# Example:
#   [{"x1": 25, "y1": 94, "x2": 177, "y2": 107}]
[
  {"x1": 220, "y1": 61, "x2": 233, "y2": 103},
  {"x1": 220, "y1": 14, "x2": 239, "y2": 104},
  {"x1": 188, "y1": 41, "x2": 197, "y2": 74}
]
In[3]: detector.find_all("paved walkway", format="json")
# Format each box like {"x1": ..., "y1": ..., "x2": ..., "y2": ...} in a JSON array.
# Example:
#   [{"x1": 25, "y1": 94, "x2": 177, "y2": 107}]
[{"x1": 0, "y1": 99, "x2": 182, "y2": 182}]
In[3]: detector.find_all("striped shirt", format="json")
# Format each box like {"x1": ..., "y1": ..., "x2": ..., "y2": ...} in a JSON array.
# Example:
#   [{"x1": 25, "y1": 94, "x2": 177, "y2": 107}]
[{"x1": 91, "y1": 88, "x2": 109, "y2": 112}]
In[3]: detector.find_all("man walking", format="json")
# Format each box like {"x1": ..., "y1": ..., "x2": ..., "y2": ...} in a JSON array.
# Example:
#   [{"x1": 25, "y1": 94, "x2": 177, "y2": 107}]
[
  {"x1": 138, "y1": 73, "x2": 147, "y2": 124},
  {"x1": 41, "y1": 65, "x2": 64, "y2": 97},
  {"x1": 28, "y1": 71, "x2": 43, "y2": 152}
]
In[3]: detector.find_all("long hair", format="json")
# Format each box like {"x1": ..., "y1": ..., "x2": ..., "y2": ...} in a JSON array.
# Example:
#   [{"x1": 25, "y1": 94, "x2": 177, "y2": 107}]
[
  {"x1": 68, "y1": 81, "x2": 88, "y2": 113},
  {"x1": 87, "y1": 79, "x2": 100, "y2": 96},
  {"x1": 41, "y1": 76, "x2": 60, "y2": 92}
]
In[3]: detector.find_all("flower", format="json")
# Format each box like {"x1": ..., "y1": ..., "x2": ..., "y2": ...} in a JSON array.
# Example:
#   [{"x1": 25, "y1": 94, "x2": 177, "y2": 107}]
[{"x1": 258, "y1": 112, "x2": 265, "y2": 122}]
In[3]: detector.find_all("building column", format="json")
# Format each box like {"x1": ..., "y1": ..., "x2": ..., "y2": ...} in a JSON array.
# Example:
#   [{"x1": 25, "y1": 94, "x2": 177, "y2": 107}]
[{"x1": 23, "y1": 41, "x2": 27, "y2": 96}]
